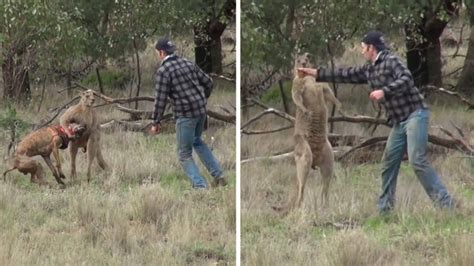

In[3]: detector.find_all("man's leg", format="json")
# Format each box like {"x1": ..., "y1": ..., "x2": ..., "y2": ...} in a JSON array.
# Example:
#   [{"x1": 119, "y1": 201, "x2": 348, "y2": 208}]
[
  {"x1": 378, "y1": 124, "x2": 407, "y2": 214},
  {"x1": 176, "y1": 117, "x2": 208, "y2": 189},
  {"x1": 406, "y1": 108, "x2": 453, "y2": 208},
  {"x1": 192, "y1": 114, "x2": 226, "y2": 185}
]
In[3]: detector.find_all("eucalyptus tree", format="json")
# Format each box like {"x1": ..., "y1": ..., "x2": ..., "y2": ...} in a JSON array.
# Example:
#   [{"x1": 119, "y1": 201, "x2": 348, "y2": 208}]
[
  {"x1": 242, "y1": 0, "x2": 462, "y2": 101},
  {"x1": 241, "y1": 0, "x2": 381, "y2": 100},
  {"x1": 171, "y1": 0, "x2": 235, "y2": 74},
  {"x1": 457, "y1": 1, "x2": 474, "y2": 97},
  {"x1": 0, "y1": 0, "x2": 59, "y2": 101}
]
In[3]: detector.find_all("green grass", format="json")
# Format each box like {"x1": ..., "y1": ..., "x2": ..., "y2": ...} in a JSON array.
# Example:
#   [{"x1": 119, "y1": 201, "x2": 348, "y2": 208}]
[
  {"x1": 241, "y1": 63, "x2": 474, "y2": 266},
  {"x1": 0, "y1": 49, "x2": 236, "y2": 264}
]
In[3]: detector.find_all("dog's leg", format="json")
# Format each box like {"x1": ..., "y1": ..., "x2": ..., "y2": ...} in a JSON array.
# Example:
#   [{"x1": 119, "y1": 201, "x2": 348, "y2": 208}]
[
  {"x1": 51, "y1": 137, "x2": 66, "y2": 180},
  {"x1": 30, "y1": 165, "x2": 47, "y2": 186},
  {"x1": 3, "y1": 167, "x2": 16, "y2": 182},
  {"x1": 10, "y1": 155, "x2": 47, "y2": 185},
  {"x1": 69, "y1": 143, "x2": 79, "y2": 179},
  {"x1": 42, "y1": 155, "x2": 64, "y2": 185}
]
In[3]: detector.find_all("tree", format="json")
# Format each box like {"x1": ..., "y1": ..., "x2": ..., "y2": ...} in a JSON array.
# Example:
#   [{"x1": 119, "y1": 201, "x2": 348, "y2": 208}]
[
  {"x1": 0, "y1": 0, "x2": 56, "y2": 101},
  {"x1": 402, "y1": 0, "x2": 460, "y2": 87},
  {"x1": 192, "y1": 0, "x2": 235, "y2": 74},
  {"x1": 457, "y1": 3, "x2": 474, "y2": 97},
  {"x1": 241, "y1": 0, "x2": 381, "y2": 99}
]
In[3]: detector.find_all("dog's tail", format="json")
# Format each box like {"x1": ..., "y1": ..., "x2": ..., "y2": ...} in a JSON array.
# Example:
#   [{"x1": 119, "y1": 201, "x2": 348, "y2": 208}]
[{"x1": 3, "y1": 167, "x2": 16, "y2": 182}]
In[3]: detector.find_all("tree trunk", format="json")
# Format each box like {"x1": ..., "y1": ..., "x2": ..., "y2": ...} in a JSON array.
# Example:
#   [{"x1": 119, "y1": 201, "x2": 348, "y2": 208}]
[
  {"x1": 2, "y1": 55, "x2": 15, "y2": 99},
  {"x1": 133, "y1": 38, "x2": 142, "y2": 110},
  {"x1": 404, "y1": 0, "x2": 458, "y2": 88},
  {"x1": 405, "y1": 25, "x2": 429, "y2": 88},
  {"x1": 2, "y1": 53, "x2": 31, "y2": 101},
  {"x1": 425, "y1": 37, "x2": 443, "y2": 87},
  {"x1": 193, "y1": 0, "x2": 235, "y2": 74},
  {"x1": 193, "y1": 23, "x2": 224, "y2": 74},
  {"x1": 457, "y1": 6, "x2": 474, "y2": 98},
  {"x1": 96, "y1": 67, "x2": 105, "y2": 94},
  {"x1": 66, "y1": 64, "x2": 73, "y2": 98},
  {"x1": 405, "y1": 22, "x2": 445, "y2": 88},
  {"x1": 194, "y1": 25, "x2": 213, "y2": 73}
]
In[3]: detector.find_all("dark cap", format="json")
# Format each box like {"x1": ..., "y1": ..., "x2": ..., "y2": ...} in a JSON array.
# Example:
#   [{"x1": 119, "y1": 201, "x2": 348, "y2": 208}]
[
  {"x1": 361, "y1": 31, "x2": 387, "y2": 51},
  {"x1": 155, "y1": 37, "x2": 176, "y2": 53}
]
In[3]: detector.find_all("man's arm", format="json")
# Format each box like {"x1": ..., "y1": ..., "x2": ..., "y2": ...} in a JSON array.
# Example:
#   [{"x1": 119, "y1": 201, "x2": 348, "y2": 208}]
[
  {"x1": 195, "y1": 65, "x2": 213, "y2": 98},
  {"x1": 380, "y1": 56, "x2": 414, "y2": 99},
  {"x1": 152, "y1": 69, "x2": 171, "y2": 125},
  {"x1": 317, "y1": 65, "x2": 369, "y2": 84}
]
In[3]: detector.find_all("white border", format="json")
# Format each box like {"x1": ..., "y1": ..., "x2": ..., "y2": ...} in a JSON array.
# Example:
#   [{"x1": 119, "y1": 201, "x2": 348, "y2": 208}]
[{"x1": 235, "y1": 0, "x2": 241, "y2": 264}]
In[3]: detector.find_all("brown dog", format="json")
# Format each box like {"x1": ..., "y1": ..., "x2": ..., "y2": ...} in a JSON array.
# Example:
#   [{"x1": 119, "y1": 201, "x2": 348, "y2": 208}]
[{"x1": 3, "y1": 124, "x2": 84, "y2": 186}]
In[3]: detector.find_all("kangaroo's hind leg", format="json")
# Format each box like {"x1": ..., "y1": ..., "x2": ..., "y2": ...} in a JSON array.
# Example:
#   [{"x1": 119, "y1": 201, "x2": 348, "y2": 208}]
[
  {"x1": 274, "y1": 134, "x2": 313, "y2": 215},
  {"x1": 317, "y1": 140, "x2": 335, "y2": 208}
]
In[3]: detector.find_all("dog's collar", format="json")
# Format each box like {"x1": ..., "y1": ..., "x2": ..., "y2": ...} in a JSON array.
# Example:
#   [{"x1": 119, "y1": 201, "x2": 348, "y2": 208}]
[{"x1": 49, "y1": 126, "x2": 69, "y2": 149}]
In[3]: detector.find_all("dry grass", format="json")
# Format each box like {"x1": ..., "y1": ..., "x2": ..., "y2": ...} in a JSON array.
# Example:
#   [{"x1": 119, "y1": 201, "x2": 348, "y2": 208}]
[
  {"x1": 241, "y1": 41, "x2": 474, "y2": 265},
  {"x1": 0, "y1": 39, "x2": 236, "y2": 265}
]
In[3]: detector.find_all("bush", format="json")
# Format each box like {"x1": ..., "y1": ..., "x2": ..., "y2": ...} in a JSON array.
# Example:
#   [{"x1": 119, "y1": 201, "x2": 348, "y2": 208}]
[
  {"x1": 82, "y1": 68, "x2": 131, "y2": 90},
  {"x1": 261, "y1": 80, "x2": 292, "y2": 105}
]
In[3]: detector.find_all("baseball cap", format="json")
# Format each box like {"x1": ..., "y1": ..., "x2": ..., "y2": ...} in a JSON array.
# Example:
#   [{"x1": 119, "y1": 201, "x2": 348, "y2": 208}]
[
  {"x1": 155, "y1": 37, "x2": 176, "y2": 53},
  {"x1": 362, "y1": 31, "x2": 387, "y2": 51}
]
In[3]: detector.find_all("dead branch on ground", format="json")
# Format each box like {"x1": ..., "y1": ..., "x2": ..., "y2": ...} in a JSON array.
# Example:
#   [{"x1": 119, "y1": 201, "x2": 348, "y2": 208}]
[
  {"x1": 241, "y1": 103, "x2": 474, "y2": 164},
  {"x1": 422, "y1": 85, "x2": 474, "y2": 110}
]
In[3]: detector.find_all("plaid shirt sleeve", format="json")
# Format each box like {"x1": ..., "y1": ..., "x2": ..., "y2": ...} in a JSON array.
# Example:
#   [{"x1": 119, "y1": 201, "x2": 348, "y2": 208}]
[
  {"x1": 152, "y1": 69, "x2": 170, "y2": 124},
  {"x1": 317, "y1": 64, "x2": 368, "y2": 84},
  {"x1": 195, "y1": 65, "x2": 213, "y2": 98},
  {"x1": 381, "y1": 56, "x2": 415, "y2": 99}
]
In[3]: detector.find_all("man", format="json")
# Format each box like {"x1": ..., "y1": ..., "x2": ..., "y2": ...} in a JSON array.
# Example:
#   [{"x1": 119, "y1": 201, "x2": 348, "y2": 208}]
[
  {"x1": 298, "y1": 31, "x2": 455, "y2": 214},
  {"x1": 149, "y1": 37, "x2": 227, "y2": 189}
]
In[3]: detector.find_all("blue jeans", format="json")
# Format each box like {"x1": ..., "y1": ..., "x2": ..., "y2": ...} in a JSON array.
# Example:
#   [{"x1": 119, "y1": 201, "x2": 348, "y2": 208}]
[
  {"x1": 378, "y1": 108, "x2": 453, "y2": 213},
  {"x1": 176, "y1": 114, "x2": 224, "y2": 188}
]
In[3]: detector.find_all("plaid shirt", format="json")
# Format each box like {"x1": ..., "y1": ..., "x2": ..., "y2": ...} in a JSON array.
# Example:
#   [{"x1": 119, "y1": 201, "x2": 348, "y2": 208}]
[
  {"x1": 317, "y1": 50, "x2": 427, "y2": 125},
  {"x1": 152, "y1": 55, "x2": 213, "y2": 124}
]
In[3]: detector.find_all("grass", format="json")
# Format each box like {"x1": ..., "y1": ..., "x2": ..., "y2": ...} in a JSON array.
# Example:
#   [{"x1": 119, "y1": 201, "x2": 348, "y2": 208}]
[
  {"x1": 242, "y1": 39, "x2": 474, "y2": 265},
  {"x1": 0, "y1": 38, "x2": 236, "y2": 265}
]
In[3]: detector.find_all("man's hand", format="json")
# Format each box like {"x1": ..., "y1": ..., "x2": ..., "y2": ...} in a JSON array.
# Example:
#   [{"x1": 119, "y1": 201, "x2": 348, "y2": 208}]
[
  {"x1": 297, "y1": 68, "x2": 318, "y2": 78},
  {"x1": 369, "y1": 89, "x2": 385, "y2": 102},
  {"x1": 149, "y1": 123, "x2": 161, "y2": 136}
]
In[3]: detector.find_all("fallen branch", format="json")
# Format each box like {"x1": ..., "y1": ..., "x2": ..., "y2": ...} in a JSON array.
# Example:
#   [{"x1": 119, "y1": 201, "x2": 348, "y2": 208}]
[
  {"x1": 33, "y1": 96, "x2": 81, "y2": 129},
  {"x1": 337, "y1": 136, "x2": 387, "y2": 161},
  {"x1": 100, "y1": 119, "x2": 152, "y2": 132},
  {"x1": 241, "y1": 125, "x2": 293, "y2": 135},
  {"x1": 71, "y1": 85, "x2": 236, "y2": 124},
  {"x1": 422, "y1": 85, "x2": 474, "y2": 110},
  {"x1": 241, "y1": 152, "x2": 293, "y2": 164},
  {"x1": 207, "y1": 109, "x2": 236, "y2": 124},
  {"x1": 241, "y1": 105, "x2": 388, "y2": 132},
  {"x1": 242, "y1": 132, "x2": 473, "y2": 165},
  {"x1": 241, "y1": 108, "x2": 294, "y2": 130},
  {"x1": 210, "y1": 73, "x2": 235, "y2": 82}
]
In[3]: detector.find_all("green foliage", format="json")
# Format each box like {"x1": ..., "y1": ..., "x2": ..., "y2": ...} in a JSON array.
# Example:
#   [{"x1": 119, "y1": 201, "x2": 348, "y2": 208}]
[
  {"x1": 0, "y1": 0, "x2": 226, "y2": 96},
  {"x1": 0, "y1": 105, "x2": 29, "y2": 137},
  {"x1": 261, "y1": 81, "x2": 292, "y2": 104},
  {"x1": 242, "y1": 0, "x2": 380, "y2": 72},
  {"x1": 82, "y1": 68, "x2": 131, "y2": 90},
  {"x1": 241, "y1": 1, "x2": 457, "y2": 84}
]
